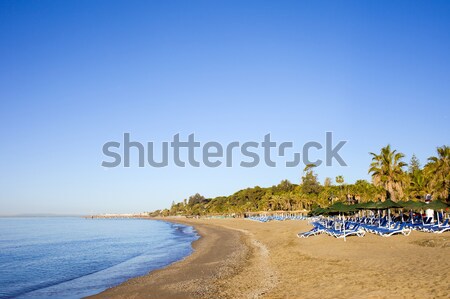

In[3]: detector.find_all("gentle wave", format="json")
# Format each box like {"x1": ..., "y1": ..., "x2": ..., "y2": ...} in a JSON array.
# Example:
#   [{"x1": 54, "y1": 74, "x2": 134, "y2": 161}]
[{"x1": 0, "y1": 217, "x2": 198, "y2": 299}]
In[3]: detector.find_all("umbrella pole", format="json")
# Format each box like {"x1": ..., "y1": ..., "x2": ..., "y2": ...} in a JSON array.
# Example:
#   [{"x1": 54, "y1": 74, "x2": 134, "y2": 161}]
[
  {"x1": 388, "y1": 209, "x2": 391, "y2": 227},
  {"x1": 378, "y1": 209, "x2": 380, "y2": 227},
  {"x1": 343, "y1": 214, "x2": 346, "y2": 242},
  {"x1": 335, "y1": 214, "x2": 338, "y2": 230}
]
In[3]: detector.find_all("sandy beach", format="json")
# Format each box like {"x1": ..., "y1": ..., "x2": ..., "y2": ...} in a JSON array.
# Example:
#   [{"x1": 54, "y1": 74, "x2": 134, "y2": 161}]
[{"x1": 91, "y1": 218, "x2": 449, "y2": 299}]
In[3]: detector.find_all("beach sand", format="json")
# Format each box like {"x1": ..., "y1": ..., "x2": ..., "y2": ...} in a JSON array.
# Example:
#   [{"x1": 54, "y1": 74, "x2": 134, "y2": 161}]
[{"x1": 90, "y1": 218, "x2": 449, "y2": 299}]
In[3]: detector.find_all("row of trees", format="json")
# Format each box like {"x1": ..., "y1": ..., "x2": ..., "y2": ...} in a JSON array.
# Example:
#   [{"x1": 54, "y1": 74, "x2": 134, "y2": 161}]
[
  {"x1": 369, "y1": 145, "x2": 449, "y2": 202},
  {"x1": 151, "y1": 145, "x2": 449, "y2": 217}
]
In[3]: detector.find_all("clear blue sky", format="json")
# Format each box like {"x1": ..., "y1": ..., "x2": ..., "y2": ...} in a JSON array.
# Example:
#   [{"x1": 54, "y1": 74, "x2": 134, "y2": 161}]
[{"x1": 1, "y1": 1, "x2": 449, "y2": 215}]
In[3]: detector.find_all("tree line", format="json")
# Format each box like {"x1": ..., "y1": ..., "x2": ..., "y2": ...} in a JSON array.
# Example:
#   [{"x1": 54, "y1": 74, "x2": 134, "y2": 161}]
[{"x1": 150, "y1": 145, "x2": 449, "y2": 217}]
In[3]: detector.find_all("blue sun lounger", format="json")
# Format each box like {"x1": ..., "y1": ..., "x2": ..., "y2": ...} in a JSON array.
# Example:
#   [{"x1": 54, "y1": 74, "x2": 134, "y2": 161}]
[
  {"x1": 297, "y1": 221, "x2": 327, "y2": 238},
  {"x1": 371, "y1": 222, "x2": 411, "y2": 237},
  {"x1": 297, "y1": 226, "x2": 325, "y2": 238},
  {"x1": 361, "y1": 219, "x2": 388, "y2": 233},
  {"x1": 327, "y1": 223, "x2": 365, "y2": 238},
  {"x1": 422, "y1": 219, "x2": 450, "y2": 234}
]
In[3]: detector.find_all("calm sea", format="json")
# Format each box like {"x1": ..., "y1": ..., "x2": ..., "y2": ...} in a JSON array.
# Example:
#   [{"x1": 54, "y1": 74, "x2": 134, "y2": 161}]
[{"x1": 0, "y1": 217, "x2": 198, "y2": 299}]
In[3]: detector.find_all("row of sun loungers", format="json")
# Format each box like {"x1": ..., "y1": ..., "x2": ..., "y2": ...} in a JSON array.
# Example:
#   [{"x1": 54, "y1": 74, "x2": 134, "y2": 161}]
[
  {"x1": 248, "y1": 215, "x2": 308, "y2": 222},
  {"x1": 348, "y1": 216, "x2": 450, "y2": 234},
  {"x1": 298, "y1": 216, "x2": 450, "y2": 239},
  {"x1": 297, "y1": 219, "x2": 366, "y2": 239},
  {"x1": 410, "y1": 218, "x2": 450, "y2": 233},
  {"x1": 364, "y1": 222, "x2": 411, "y2": 237}
]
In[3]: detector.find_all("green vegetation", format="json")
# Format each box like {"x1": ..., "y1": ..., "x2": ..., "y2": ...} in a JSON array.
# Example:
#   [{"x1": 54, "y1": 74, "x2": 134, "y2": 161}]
[{"x1": 150, "y1": 145, "x2": 449, "y2": 217}]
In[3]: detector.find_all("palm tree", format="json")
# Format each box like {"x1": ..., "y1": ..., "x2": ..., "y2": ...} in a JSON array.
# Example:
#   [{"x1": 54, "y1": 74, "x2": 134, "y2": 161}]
[
  {"x1": 290, "y1": 192, "x2": 305, "y2": 210},
  {"x1": 335, "y1": 175, "x2": 344, "y2": 185},
  {"x1": 280, "y1": 194, "x2": 295, "y2": 211},
  {"x1": 335, "y1": 175, "x2": 345, "y2": 200},
  {"x1": 351, "y1": 179, "x2": 380, "y2": 202},
  {"x1": 268, "y1": 195, "x2": 283, "y2": 211},
  {"x1": 368, "y1": 145, "x2": 407, "y2": 201},
  {"x1": 408, "y1": 169, "x2": 429, "y2": 200},
  {"x1": 425, "y1": 145, "x2": 450, "y2": 201}
]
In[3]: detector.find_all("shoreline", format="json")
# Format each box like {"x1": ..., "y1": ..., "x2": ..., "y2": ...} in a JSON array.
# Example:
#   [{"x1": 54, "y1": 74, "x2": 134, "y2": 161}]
[
  {"x1": 88, "y1": 217, "x2": 261, "y2": 299},
  {"x1": 89, "y1": 218, "x2": 449, "y2": 299}
]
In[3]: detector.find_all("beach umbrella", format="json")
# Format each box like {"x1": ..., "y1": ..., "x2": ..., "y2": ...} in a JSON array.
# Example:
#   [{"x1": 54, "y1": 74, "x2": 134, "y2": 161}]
[
  {"x1": 320, "y1": 207, "x2": 336, "y2": 216},
  {"x1": 327, "y1": 202, "x2": 345, "y2": 212},
  {"x1": 357, "y1": 201, "x2": 383, "y2": 225},
  {"x1": 398, "y1": 200, "x2": 426, "y2": 210},
  {"x1": 426, "y1": 200, "x2": 448, "y2": 210},
  {"x1": 354, "y1": 201, "x2": 376, "y2": 219},
  {"x1": 375, "y1": 199, "x2": 401, "y2": 226},
  {"x1": 328, "y1": 202, "x2": 357, "y2": 213},
  {"x1": 357, "y1": 201, "x2": 378, "y2": 210},
  {"x1": 311, "y1": 207, "x2": 326, "y2": 216},
  {"x1": 361, "y1": 200, "x2": 400, "y2": 226},
  {"x1": 375, "y1": 199, "x2": 401, "y2": 209},
  {"x1": 398, "y1": 200, "x2": 427, "y2": 223},
  {"x1": 327, "y1": 202, "x2": 352, "y2": 242},
  {"x1": 353, "y1": 202, "x2": 365, "y2": 209},
  {"x1": 343, "y1": 204, "x2": 358, "y2": 213},
  {"x1": 352, "y1": 202, "x2": 365, "y2": 218},
  {"x1": 311, "y1": 207, "x2": 322, "y2": 216},
  {"x1": 425, "y1": 200, "x2": 449, "y2": 226}
]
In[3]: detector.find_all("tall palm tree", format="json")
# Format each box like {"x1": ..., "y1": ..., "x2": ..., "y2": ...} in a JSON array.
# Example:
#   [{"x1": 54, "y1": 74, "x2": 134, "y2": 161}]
[
  {"x1": 425, "y1": 145, "x2": 450, "y2": 201},
  {"x1": 408, "y1": 169, "x2": 429, "y2": 200},
  {"x1": 335, "y1": 175, "x2": 345, "y2": 199},
  {"x1": 368, "y1": 145, "x2": 407, "y2": 201}
]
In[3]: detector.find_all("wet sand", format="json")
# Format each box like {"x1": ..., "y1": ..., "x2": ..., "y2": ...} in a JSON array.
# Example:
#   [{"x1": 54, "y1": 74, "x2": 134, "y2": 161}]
[{"x1": 90, "y1": 218, "x2": 449, "y2": 299}]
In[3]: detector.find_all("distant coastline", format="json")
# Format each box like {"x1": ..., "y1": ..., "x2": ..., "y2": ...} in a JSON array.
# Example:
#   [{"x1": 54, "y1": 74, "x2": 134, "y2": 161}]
[{"x1": 0, "y1": 213, "x2": 86, "y2": 217}]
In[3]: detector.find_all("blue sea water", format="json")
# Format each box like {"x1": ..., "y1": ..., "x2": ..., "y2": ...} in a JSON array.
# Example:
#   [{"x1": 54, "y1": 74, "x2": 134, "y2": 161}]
[{"x1": 0, "y1": 217, "x2": 199, "y2": 299}]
